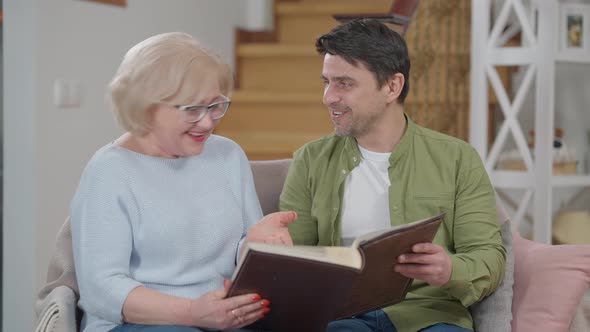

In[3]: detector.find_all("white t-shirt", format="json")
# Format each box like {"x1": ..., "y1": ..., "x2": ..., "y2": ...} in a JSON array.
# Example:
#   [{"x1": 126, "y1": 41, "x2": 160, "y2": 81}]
[{"x1": 340, "y1": 145, "x2": 392, "y2": 246}]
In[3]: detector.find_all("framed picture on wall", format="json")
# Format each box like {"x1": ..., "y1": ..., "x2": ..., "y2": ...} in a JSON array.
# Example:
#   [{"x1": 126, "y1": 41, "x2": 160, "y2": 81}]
[
  {"x1": 558, "y1": 3, "x2": 590, "y2": 61},
  {"x1": 80, "y1": 0, "x2": 126, "y2": 7}
]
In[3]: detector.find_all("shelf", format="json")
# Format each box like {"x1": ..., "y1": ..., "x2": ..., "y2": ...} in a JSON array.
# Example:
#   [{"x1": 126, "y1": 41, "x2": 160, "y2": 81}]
[
  {"x1": 552, "y1": 175, "x2": 590, "y2": 187},
  {"x1": 490, "y1": 171, "x2": 533, "y2": 188},
  {"x1": 488, "y1": 47, "x2": 538, "y2": 65},
  {"x1": 472, "y1": 0, "x2": 589, "y2": 244},
  {"x1": 555, "y1": 53, "x2": 590, "y2": 64},
  {"x1": 491, "y1": 171, "x2": 590, "y2": 188}
]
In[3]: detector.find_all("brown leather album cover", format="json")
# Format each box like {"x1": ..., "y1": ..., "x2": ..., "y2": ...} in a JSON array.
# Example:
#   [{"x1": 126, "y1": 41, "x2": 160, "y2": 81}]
[{"x1": 227, "y1": 213, "x2": 444, "y2": 332}]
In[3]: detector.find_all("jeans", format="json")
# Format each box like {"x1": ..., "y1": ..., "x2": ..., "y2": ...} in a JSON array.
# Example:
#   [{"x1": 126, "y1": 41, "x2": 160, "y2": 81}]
[
  {"x1": 324, "y1": 310, "x2": 396, "y2": 332},
  {"x1": 111, "y1": 315, "x2": 472, "y2": 332},
  {"x1": 110, "y1": 326, "x2": 201, "y2": 332},
  {"x1": 110, "y1": 324, "x2": 254, "y2": 332},
  {"x1": 418, "y1": 324, "x2": 472, "y2": 332},
  {"x1": 324, "y1": 310, "x2": 472, "y2": 332}
]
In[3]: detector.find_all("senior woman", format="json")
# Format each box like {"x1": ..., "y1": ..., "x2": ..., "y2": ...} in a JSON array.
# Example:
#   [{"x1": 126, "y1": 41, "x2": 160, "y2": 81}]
[{"x1": 70, "y1": 32, "x2": 295, "y2": 332}]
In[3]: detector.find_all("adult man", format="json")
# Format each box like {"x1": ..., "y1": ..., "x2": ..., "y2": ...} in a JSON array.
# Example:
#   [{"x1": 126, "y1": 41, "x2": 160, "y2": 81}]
[{"x1": 279, "y1": 19, "x2": 506, "y2": 332}]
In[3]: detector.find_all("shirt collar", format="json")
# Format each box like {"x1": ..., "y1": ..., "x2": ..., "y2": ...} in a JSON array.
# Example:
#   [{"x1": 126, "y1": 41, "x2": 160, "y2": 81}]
[{"x1": 342, "y1": 113, "x2": 415, "y2": 167}]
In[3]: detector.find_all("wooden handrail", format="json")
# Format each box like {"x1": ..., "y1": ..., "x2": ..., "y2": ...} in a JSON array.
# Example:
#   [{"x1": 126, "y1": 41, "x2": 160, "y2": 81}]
[{"x1": 333, "y1": 0, "x2": 420, "y2": 36}]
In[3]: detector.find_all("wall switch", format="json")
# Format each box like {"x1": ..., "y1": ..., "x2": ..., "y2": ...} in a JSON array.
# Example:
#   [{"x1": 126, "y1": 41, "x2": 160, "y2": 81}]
[{"x1": 54, "y1": 79, "x2": 82, "y2": 108}]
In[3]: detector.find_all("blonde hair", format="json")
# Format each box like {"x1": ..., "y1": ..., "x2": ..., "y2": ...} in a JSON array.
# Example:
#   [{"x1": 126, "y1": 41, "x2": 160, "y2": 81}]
[{"x1": 108, "y1": 32, "x2": 233, "y2": 134}]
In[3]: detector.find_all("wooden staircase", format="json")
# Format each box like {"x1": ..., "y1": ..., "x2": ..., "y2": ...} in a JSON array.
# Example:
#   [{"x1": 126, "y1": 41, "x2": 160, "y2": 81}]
[
  {"x1": 217, "y1": 0, "x2": 478, "y2": 160},
  {"x1": 215, "y1": 0, "x2": 393, "y2": 160}
]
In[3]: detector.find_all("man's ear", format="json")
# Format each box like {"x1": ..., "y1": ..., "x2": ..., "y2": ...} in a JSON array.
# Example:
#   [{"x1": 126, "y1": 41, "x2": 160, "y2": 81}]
[{"x1": 386, "y1": 73, "x2": 405, "y2": 103}]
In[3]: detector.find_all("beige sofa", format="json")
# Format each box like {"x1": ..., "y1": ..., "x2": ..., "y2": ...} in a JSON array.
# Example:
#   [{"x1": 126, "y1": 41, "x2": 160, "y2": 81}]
[{"x1": 35, "y1": 159, "x2": 590, "y2": 332}]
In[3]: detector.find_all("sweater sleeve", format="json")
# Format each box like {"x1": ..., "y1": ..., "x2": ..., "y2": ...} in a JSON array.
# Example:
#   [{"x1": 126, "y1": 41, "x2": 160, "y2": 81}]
[
  {"x1": 441, "y1": 146, "x2": 507, "y2": 307},
  {"x1": 238, "y1": 149, "x2": 263, "y2": 230},
  {"x1": 235, "y1": 147, "x2": 263, "y2": 259},
  {"x1": 70, "y1": 161, "x2": 142, "y2": 324}
]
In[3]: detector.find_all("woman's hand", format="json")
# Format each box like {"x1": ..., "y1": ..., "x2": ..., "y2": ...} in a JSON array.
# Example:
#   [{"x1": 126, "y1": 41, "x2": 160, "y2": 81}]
[
  {"x1": 247, "y1": 211, "x2": 297, "y2": 246},
  {"x1": 189, "y1": 280, "x2": 270, "y2": 330}
]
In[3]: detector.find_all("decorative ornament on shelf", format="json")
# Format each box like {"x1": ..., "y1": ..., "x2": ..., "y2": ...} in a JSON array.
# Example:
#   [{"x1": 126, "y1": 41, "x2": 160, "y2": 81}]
[{"x1": 498, "y1": 128, "x2": 578, "y2": 174}]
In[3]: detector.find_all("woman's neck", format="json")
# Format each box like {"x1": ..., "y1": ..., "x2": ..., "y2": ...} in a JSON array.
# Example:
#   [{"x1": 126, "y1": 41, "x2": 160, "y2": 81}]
[{"x1": 114, "y1": 132, "x2": 178, "y2": 159}]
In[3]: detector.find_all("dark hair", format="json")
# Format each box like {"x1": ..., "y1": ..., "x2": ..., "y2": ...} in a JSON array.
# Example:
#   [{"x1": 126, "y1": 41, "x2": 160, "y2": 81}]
[{"x1": 316, "y1": 19, "x2": 410, "y2": 103}]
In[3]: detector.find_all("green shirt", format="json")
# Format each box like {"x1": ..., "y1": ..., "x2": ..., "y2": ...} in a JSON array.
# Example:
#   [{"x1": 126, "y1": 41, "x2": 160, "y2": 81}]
[{"x1": 279, "y1": 116, "x2": 506, "y2": 332}]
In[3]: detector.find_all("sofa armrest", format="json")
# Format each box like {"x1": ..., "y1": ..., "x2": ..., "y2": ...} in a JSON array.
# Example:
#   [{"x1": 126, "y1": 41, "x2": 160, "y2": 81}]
[
  {"x1": 36, "y1": 218, "x2": 80, "y2": 331},
  {"x1": 34, "y1": 286, "x2": 78, "y2": 332},
  {"x1": 470, "y1": 220, "x2": 514, "y2": 332}
]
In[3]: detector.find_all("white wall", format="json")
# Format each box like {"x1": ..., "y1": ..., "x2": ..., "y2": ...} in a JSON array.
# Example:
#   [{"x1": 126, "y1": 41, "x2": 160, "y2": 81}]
[
  {"x1": 4, "y1": 0, "x2": 38, "y2": 329},
  {"x1": 3, "y1": 0, "x2": 252, "y2": 330}
]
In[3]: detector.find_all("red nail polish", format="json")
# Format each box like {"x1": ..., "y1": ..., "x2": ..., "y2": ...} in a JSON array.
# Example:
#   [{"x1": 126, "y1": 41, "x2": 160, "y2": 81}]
[
  {"x1": 261, "y1": 299, "x2": 270, "y2": 307},
  {"x1": 252, "y1": 294, "x2": 261, "y2": 301},
  {"x1": 263, "y1": 307, "x2": 271, "y2": 314}
]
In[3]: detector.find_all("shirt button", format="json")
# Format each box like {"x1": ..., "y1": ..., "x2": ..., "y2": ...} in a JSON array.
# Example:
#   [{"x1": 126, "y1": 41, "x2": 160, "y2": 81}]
[
  {"x1": 341, "y1": 169, "x2": 347, "y2": 174},
  {"x1": 352, "y1": 157, "x2": 357, "y2": 162}
]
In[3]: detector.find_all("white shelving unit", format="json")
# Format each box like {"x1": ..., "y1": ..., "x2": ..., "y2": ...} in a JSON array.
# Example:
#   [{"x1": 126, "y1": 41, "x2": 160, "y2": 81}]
[{"x1": 470, "y1": 0, "x2": 590, "y2": 243}]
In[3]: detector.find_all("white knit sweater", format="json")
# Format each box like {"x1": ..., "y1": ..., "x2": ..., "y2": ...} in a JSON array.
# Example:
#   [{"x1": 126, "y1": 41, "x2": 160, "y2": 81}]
[{"x1": 70, "y1": 135, "x2": 262, "y2": 332}]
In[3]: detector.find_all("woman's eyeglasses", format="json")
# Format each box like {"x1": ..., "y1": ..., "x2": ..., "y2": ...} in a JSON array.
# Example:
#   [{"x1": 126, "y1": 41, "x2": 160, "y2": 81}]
[{"x1": 173, "y1": 97, "x2": 231, "y2": 123}]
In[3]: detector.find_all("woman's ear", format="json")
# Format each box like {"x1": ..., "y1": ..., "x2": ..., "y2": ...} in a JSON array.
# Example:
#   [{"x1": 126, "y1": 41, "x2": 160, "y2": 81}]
[
  {"x1": 386, "y1": 73, "x2": 405, "y2": 103},
  {"x1": 139, "y1": 104, "x2": 158, "y2": 134}
]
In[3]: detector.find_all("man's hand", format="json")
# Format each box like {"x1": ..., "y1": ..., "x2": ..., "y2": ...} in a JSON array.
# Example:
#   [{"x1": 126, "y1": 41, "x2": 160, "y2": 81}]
[
  {"x1": 394, "y1": 243, "x2": 452, "y2": 286},
  {"x1": 246, "y1": 211, "x2": 297, "y2": 246}
]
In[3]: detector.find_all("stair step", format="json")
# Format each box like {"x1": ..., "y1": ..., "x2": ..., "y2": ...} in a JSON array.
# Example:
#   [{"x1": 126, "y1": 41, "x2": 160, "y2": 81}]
[
  {"x1": 215, "y1": 130, "x2": 327, "y2": 160},
  {"x1": 238, "y1": 53, "x2": 323, "y2": 92},
  {"x1": 231, "y1": 91, "x2": 322, "y2": 103},
  {"x1": 228, "y1": 90, "x2": 469, "y2": 107},
  {"x1": 217, "y1": 94, "x2": 331, "y2": 134},
  {"x1": 237, "y1": 42, "x2": 470, "y2": 92},
  {"x1": 238, "y1": 43, "x2": 470, "y2": 57},
  {"x1": 238, "y1": 44, "x2": 316, "y2": 57},
  {"x1": 277, "y1": 1, "x2": 390, "y2": 16},
  {"x1": 277, "y1": 16, "x2": 339, "y2": 44},
  {"x1": 275, "y1": 1, "x2": 391, "y2": 43}
]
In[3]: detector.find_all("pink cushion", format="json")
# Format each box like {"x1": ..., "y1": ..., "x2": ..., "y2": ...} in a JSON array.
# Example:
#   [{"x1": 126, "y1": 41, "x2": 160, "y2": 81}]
[{"x1": 512, "y1": 231, "x2": 590, "y2": 332}]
